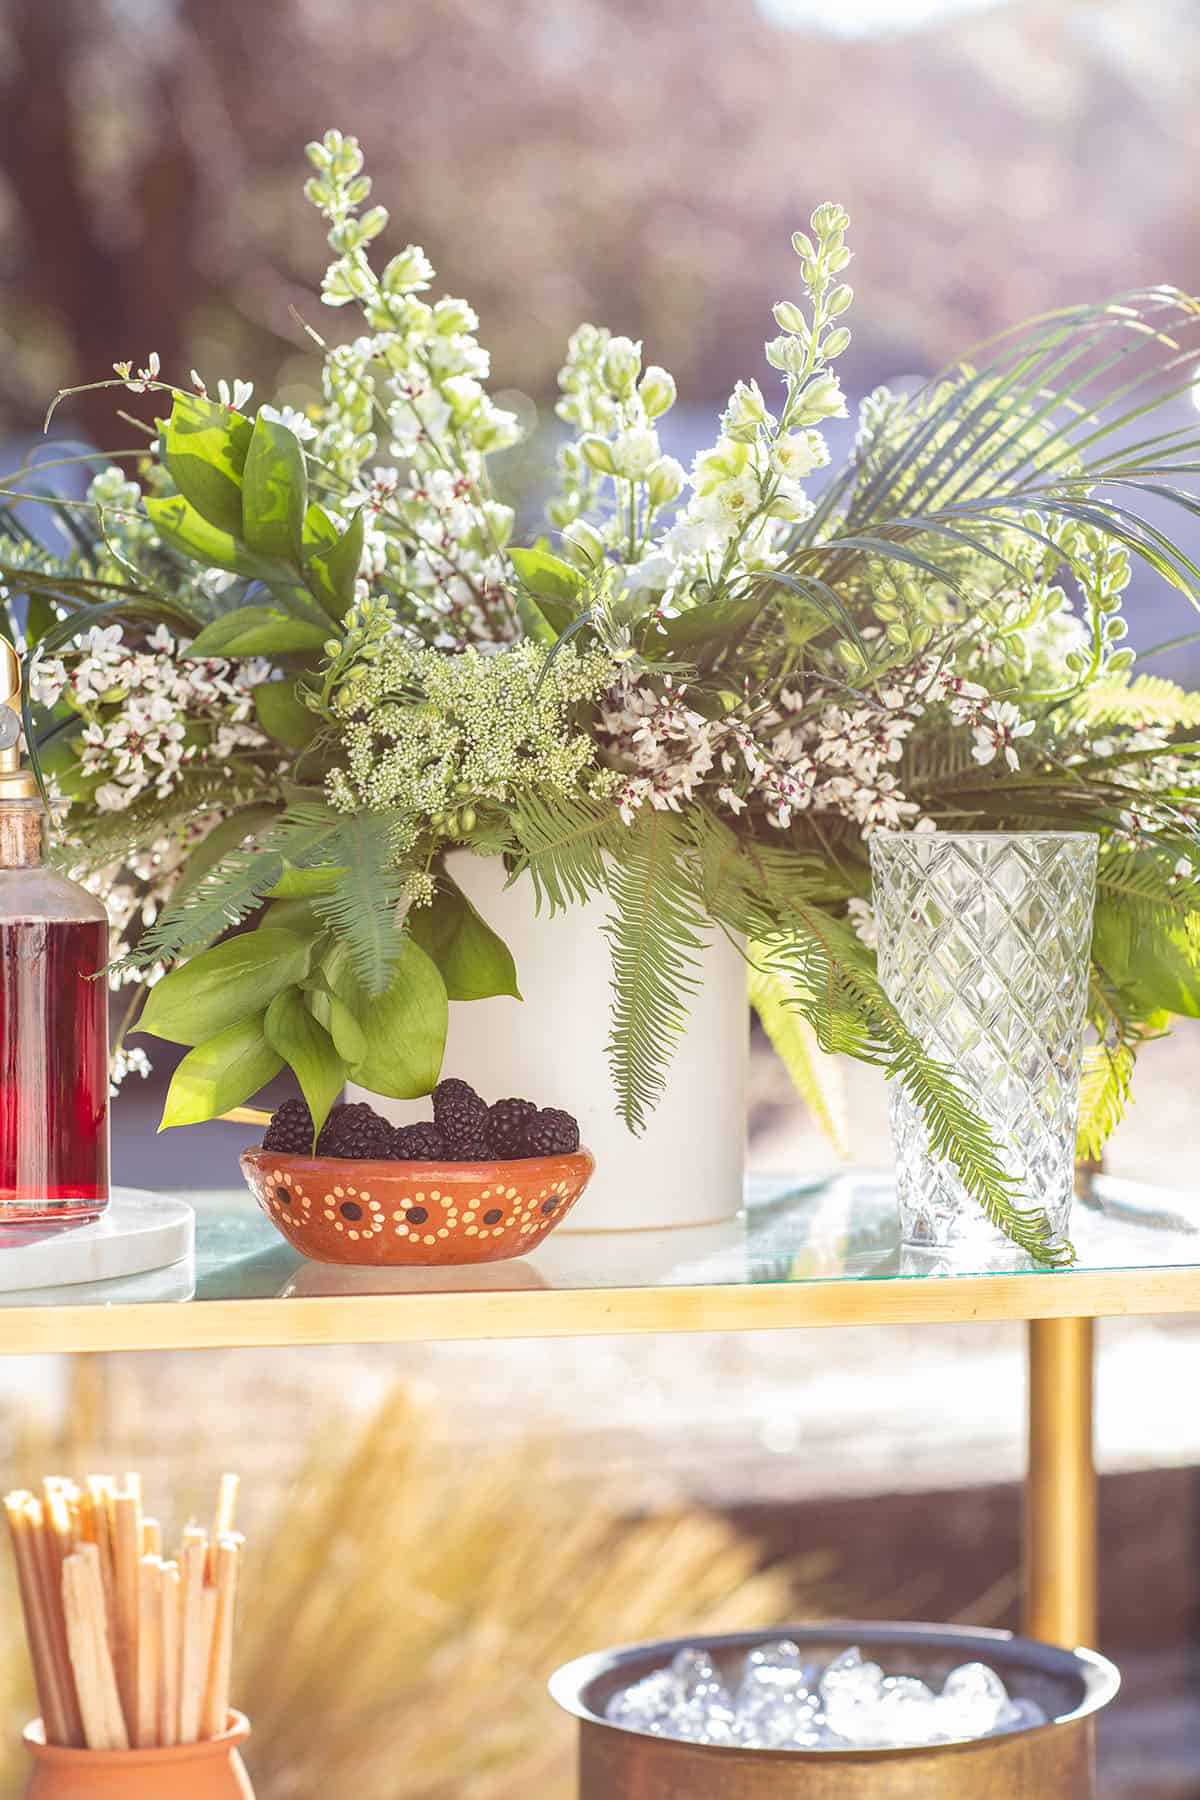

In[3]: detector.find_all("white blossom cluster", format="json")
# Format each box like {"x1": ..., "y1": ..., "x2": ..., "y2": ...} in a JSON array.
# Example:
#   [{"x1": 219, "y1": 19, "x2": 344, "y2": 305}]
[
  {"x1": 32, "y1": 624, "x2": 269, "y2": 813},
  {"x1": 303, "y1": 130, "x2": 522, "y2": 643},
  {"x1": 598, "y1": 653, "x2": 1039, "y2": 838}
]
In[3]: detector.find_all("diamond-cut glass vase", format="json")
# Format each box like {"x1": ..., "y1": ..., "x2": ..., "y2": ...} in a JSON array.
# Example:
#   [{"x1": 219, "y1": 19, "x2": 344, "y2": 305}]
[{"x1": 869, "y1": 831, "x2": 1098, "y2": 1252}]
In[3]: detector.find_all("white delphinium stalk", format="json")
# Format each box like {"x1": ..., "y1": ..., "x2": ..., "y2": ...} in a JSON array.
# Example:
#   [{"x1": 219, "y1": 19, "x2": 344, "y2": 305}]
[{"x1": 303, "y1": 130, "x2": 522, "y2": 643}]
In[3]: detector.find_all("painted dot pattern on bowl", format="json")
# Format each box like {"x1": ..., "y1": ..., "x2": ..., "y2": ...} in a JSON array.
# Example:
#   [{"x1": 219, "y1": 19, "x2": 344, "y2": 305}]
[{"x1": 240, "y1": 1147, "x2": 595, "y2": 1266}]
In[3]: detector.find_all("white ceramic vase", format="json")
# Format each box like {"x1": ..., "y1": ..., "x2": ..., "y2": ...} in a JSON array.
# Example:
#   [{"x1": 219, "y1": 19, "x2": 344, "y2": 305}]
[{"x1": 349, "y1": 852, "x2": 747, "y2": 1231}]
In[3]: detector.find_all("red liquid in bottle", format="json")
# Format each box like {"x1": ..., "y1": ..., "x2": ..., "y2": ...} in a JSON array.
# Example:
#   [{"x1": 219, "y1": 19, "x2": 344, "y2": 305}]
[{"x1": 0, "y1": 916, "x2": 109, "y2": 1232}]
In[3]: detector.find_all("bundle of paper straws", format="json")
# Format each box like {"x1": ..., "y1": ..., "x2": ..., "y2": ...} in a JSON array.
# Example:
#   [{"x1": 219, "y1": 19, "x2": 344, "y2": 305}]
[{"x1": 4, "y1": 1473, "x2": 242, "y2": 1751}]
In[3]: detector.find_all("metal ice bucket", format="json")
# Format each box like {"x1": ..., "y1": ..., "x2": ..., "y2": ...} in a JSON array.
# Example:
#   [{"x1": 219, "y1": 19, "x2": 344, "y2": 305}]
[{"x1": 550, "y1": 1622, "x2": 1120, "y2": 1799}]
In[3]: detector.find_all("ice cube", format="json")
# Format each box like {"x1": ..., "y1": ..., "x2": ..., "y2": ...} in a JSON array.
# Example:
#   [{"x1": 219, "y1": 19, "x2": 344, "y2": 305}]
[
  {"x1": 746, "y1": 1638, "x2": 805, "y2": 1669},
  {"x1": 990, "y1": 1696, "x2": 1050, "y2": 1735},
  {"x1": 873, "y1": 1675, "x2": 945, "y2": 1746},
  {"x1": 605, "y1": 1668, "x2": 681, "y2": 1730},
  {"x1": 819, "y1": 1647, "x2": 891, "y2": 1746},
  {"x1": 665, "y1": 1696, "x2": 737, "y2": 1745},
  {"x1": 736, "y1": 1663, "x2": 814, "y2": 1713},
  {"x1": 938, "y1": 1661, "x2": 1011, "y2": 1738},
  {"x1": 670, "y1": 1646, "x2": 730, "y2": 1704}
]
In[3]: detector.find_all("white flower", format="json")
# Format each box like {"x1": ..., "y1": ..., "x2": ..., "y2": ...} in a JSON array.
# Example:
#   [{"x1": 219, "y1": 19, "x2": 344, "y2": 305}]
[
  {"x1": 109, "y1": 1045, "x2": 152, "y2": 1096},
  {"x1": 765, "y1": 334, "x2": 808, "y2": 375},
  {"x1": 113, "y1": 352, "x2": 160, "y2": 393},
  {"x1": 646, "y1": 456, "x2": 685, "y2": 507},
  {"x1": 260, "y1": 403, "x2": 318, "y2": 442},
  {"x1": 770, "y1": 430, "x2": 830, "y2": 482},
  {"x1": 699, "y1": 471, "x2": 761, "y2": 531},
  {"x1": 847, "y1": 897, "x2": 878, "y2": 948},
  {"x1": 793, "y1": 373, "x2": 848, "y2": 424},
  {"x1": 216, "y1": 377, "x2": 254, "y2": 411},
  {"x1": 613, "y1": 427, "x2": 661, "y2": 480},
  {"x1": 723, "y1": 379, "x2": 775, "y2": 441},
  {"x1": 969, "y1": 700, "x2": 1036, "y2": 771},
  {"x1": 95, "y1": 782, "x2": 131, "y2": 812},
  {"x1": 718, "y1": 784, "x2": 747, "y2": 816}
]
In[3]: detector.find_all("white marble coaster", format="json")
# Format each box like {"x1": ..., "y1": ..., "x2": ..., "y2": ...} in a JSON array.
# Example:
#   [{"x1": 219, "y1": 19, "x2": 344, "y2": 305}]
[{"x1": 0, "y1": 1189, "x2": 194, "y2": 1293}]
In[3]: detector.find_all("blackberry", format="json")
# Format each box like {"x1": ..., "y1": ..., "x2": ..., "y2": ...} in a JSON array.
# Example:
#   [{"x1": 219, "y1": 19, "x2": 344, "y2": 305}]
[
  {"x1": 316, "y1": 1101, "x2": 394, "y2": 1160},
  {"x1": 525, "y1": 1107, "x2": 581, "y2": 1157},
  {"x1": 485, "y1": 1097, "x2": 537, "y2": 1158},
  {"x1": 262, "y1": 1097, "x2": 314, "y2": 1155},
  {"x1": 390, "y1": 1122, "x2": 447, "y2": 1162},
  {"x1": 432, "y1": 1077, "x2": 488, "y2": 1144},
  {"x1": 446, "y1": 1132, "x2": 494, "y2": 1163}
]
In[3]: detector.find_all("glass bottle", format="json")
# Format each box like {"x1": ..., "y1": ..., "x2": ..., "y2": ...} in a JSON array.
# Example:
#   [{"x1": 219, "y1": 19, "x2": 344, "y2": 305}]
[{"x1": 0, "y1": 642, "x2": 109, "y2": 1235}]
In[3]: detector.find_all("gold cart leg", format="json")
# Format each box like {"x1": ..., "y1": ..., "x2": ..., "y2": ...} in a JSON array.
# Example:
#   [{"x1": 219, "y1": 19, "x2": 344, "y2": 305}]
[{"x1": 1023, "y1": 1316, "x2": 1097, "y2": 1647}]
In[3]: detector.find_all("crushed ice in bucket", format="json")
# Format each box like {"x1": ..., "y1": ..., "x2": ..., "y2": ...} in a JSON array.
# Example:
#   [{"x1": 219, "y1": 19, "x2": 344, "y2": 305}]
[{"x1": 604, "y1": 1642, "x2": 1050, "y2": 1750}]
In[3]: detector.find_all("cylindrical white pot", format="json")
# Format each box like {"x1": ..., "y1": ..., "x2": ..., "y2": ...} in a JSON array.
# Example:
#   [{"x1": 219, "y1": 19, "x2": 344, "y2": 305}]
[{"x1": 350, "y1": 852, "x2": 747, "y2": 1231}]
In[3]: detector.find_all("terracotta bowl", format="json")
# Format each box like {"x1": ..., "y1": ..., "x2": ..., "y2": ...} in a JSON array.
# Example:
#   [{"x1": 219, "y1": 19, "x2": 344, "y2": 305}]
[{"x1": 240, "y1": 1146, "x2": 595, "y2": 1266}]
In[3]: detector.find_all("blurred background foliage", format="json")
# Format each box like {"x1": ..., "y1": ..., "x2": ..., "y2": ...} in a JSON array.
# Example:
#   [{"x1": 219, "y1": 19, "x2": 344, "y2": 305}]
[{"x1": 1, "y1": 0, "x2": 1198, "y2": 449}]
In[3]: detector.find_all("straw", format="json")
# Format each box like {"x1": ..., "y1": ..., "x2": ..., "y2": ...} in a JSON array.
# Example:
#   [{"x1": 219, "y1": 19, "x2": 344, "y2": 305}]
[
  {"x1": 177, "y1": 1526, "x2": 209, "y2": 1743},
  {"x1": 158, "y1": 1561, "x2": 180, "y2": 1748},
  {"x1": 62, "y1": 1546, "x2": 128, "y2": 1751},
  {"x1": 201, "y1": 1536, "x2": 242, "y2": 1740},
  {"x1": 136, "y1": 1557, "x2": 161, "y2": 1748}
]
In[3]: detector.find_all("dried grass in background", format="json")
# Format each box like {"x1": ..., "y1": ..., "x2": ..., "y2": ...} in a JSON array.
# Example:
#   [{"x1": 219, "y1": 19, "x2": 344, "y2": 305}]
[{"x1": 0, "y1": 1363, "x2": 819, "y2": 1799}]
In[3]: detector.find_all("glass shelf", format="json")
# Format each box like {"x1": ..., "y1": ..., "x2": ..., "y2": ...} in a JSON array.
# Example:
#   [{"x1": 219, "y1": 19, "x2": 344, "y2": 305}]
[{"x1": 0, "y1": 1171, "x2": 1198, "y2": 1354}]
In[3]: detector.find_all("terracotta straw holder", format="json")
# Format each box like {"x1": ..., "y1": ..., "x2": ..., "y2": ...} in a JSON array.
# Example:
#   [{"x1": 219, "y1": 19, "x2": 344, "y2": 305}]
[{"x1": 23, "y1": 1710, "x2": 254, "y2": 1798}]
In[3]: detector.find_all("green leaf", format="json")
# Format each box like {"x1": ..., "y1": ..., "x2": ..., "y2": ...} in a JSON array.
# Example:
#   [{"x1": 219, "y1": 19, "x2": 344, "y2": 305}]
[
  {"x1": 268, "y1": 864, "x2": 344, "y2": 899},
  {"x1": 326, "y1": 937, "x2": 448, "y2": 1099},
  {"x1": 145, "y1": 493, "x2": 266, "y2": 577},
  {"x1": 160, "y1": 1015, "x2": 283, "y2": 1129},
  {"x1": 259, "y1": 897, "x2": 322, "y2": 937},
  {"x1": 509, "y1": 546, "x2": 583, "y2": 635},
  {"x1": 137, "y1": 927, "x2": 311, "y2": 1046},
  {"x1": 253, "y1": 677, "x2": 321, "y2": 748},
  {"x1": 1093, "y1": 899, "x2": 1200, "y2": 1017},
  {"x1": 24, "y1": 594, "x2": 59, "y2": 648},
  {"x1": 324, "y1": 991, "x2": 368, "y2": 1065},
  {"x1": 183, "y1": 606, "x2": 329, "y2": 658},
  {"x1": 242, "y1": 412, "x2": 307, "y2": 565},
  {"x1": 264, "y1": 987, "x2": 346, "y2": 1142},
  {"x1": 510, "y1": 546, "x2": 582, "y2": 606},
  {"x1": 305, "y1": 508, "x2": 364, "y2": 621},
  {"x1": 408, "y1": 873, "x2": 520, "y2": 1001},
  {"x1": 162, "y1": 392, "x2": 253, "y2": 537}
]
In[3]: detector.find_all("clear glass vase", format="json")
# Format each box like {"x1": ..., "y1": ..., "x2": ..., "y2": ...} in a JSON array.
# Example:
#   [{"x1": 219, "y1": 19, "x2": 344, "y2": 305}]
[{"x1": 869, "y1": 831, "x2": 1098, "y2": 1253}]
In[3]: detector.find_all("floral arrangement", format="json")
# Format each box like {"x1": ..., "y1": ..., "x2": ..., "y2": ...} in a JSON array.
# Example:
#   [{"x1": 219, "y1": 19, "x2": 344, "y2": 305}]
[{"x1": 6, "y1": 128, "x2": 1200, "y2": 1259}]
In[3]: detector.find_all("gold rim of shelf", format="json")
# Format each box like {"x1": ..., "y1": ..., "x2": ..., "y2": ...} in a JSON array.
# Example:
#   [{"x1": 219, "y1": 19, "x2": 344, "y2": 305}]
[{"x1": 4, "y1": 1264, "x2": 1200, "y2": 1356}]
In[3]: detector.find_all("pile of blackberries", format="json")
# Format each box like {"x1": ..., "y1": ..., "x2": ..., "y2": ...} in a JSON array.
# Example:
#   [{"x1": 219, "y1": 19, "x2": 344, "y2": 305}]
[{"x1": 262, "y1": 1078, "x2": 581, "y2": 1163}]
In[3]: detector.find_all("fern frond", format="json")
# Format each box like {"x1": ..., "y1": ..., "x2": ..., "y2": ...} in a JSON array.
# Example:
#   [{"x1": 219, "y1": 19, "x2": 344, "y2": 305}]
[
  {"x1": 748, "y1": 947, "x2": 848, "y2": 1155},
  {"x1": 312, "y1": 814, "x2": 411, "y2": 996},
  {"x1": 126, "y1": 802, "x2": 348, "y2": 966},
  {"x1": 1077, "y1": 977, "x2": 1167, "y2": 1161},
  {"x1": 1096, "y1": 849, "x2": 1200, "y2": 923},
  {"x1": 509, "y1": 789, "x2": 622, "y2": 912},
  {"x1": 603, "y1": 810, "x2": 709, "y2": 1132},
  {"x1": 1066, "y1": 672, "x2": 1200, "y2": 732}
]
